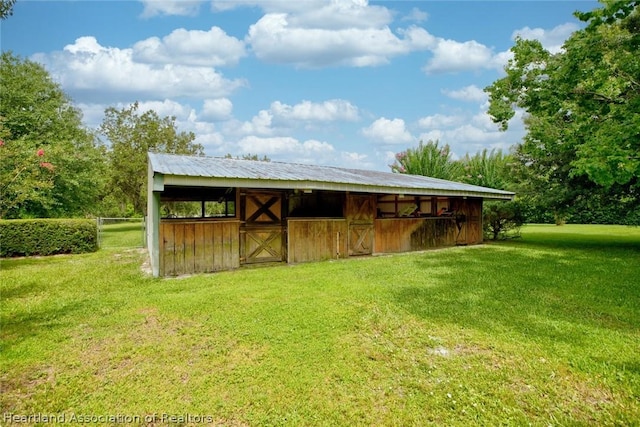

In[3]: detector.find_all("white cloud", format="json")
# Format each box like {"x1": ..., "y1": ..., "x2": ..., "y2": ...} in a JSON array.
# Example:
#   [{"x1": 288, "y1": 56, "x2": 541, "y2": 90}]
[
  {"x1": 417, "y1": 111, "x2": 525, "y2": 159},
  {"x1": 136, "y1": 99, "x2": 195, "y2": 121},
  {"x1": 201, "y1": 98, "x2": 233, "y2": 121},
  {"x1": 402, "y1": 7, "x2": 428, "y2": 23},
  {"x1": 33, "y1": 37, "x2": 245, "y2": 103},
  {"x1": 132, "y1": 27, "x2": 246, "y2": 67},
  {"x1": 362, "y1": 117, "x2": 414, "y2": 144},
  {"x1": 513, "y1": 22, "x2": 579, "y2": 54},
  {"x1": 212, "y1": 0, "x2": 388, "y2": 28},
  {"x1": 398, "y1": 26, "x2": 437, "y2": 50},
  {"x1": 285, "y1": 0, "x2": 392, "y2": 30},
  {"x1": 417, "y1": 113, "x2": 464, "y2": 130},
  {"x1": 301, "y1": 139, "x2": 335, "y2": 153},
  {"x1": 210, "y1": 0, "x2": 326, "y2": 13},
  {"x1": 341, "y1": 151, "x2": 374, "y2": 170},
  {"x1": 270, "y1": 99, "x2": 359, "y2": 122},
  {"x1": 237, "y1": 135, "x2": 335, "y2": 157},
  {"x1": 247, "y1": 14, "x2": 411, "y2": 67},
  {"x1": 236, "y1": 110, "x2": 274, "y2": 136},
  {"x1": 423, "y1": 38, "x2": 506, "y2": 74},
  {"x1": 194, "y1": 131, "x2": 226, "y2": 152},
  {"x1": 442, "y1": 85, "x2": 487, "y2": 103},
  {"x1": 224, "y1": 99, "x2": 361, "y2": 142},
  {"x1": 139, "y1": 0, "x2": 204, "y2": 17},
  {"x1": 244, "y1": 0, "x2": 434, "y2": 68}
]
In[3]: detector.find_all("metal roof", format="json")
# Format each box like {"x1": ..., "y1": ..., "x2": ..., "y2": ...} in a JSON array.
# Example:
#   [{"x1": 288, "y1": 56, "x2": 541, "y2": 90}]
[{"x1": 148, "y1": 152, "x2": 514, "y2": 200}]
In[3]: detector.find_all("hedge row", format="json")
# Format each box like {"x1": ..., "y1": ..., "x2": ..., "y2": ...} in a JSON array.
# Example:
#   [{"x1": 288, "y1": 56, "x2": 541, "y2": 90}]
[{"x1": 0, "y1": 219, "x2": 98, "y2": 257}]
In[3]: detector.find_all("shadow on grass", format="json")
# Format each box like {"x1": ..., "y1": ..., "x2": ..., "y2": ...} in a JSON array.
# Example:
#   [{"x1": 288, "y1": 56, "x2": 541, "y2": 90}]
[
  {"x1": 505, "y1": 233, "x2": 640, "y2": 252},
  {"x1": 0, "y1": 255, "x2": 71, "y2": 271},
  {"x1": 1, "y1": 279, "x2": 42, "y2": 299},
  {"x1": 393, "y1": 242, "x2": 639, "y2": 348},
  {"x1": 1, "y1": 301, "x2": 85, "y2": 352}
]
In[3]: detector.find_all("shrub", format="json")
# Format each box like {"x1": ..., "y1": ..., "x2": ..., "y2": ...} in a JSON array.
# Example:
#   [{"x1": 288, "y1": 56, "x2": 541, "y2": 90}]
[
  {"x1": 0, "y1": 218, "x2": 98, "y2": 257},
  {"x1": 483, "y1": 201, "x2": 525, "y2": 240}
]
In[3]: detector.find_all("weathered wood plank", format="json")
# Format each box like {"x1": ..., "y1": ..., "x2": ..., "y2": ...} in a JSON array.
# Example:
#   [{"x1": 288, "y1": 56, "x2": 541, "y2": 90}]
[
  {"x1": 161, "y1": 222, "x2": 175, "y2": 276},
  {"x1": 374, "y1": 218, "x2": 457, "y2": 253},
  {"x1": 173, "y1": 223, "x2": 185, "y2": 275},
  {"x1": 194, "y1": 222, "x2": 206, "y2": 273},
  {"x1": 204, "y1": 221, "x2": 215, "y2": 272},
  {"x1": 229, "y1": 222, "x2": 240, "y2": 269},
  {"x1": 288, "y1": 219, "x2": 348, "y2": 263},
  {"x1": 223, "y1": 221, "x2": 233, "y2": 269},
  {"x1": 159, "y1": 220, "x2": 241, "y2": 275},
  {"x1": 216, "y1": 222, "x2": 226, "y2": 269},
  {"x1": 184, "y1": 223, "x2": 195, "y2": 274}
]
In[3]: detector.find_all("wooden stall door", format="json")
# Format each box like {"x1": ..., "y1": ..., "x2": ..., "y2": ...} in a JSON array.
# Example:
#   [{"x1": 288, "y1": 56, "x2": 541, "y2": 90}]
[
  {"x1": 466, "y1": 199, "x2": 482, "y2": 244},
  {"x1": 346, "y1": 194, "x2": 374, "y2": 256},
  {"x1": 451, "y1": 198, "x2": 483, "y2": 245},
  {"x1": 450, "y1": 198, "x2": 467, "y2": 245},
  {"x1": 240, "y1": 191, "x2": 286, "y2": 264}
]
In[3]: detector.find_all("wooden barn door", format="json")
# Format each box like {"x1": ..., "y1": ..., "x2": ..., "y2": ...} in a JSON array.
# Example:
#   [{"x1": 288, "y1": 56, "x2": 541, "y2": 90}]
[
  {"x1": 240, "y1": 191, "x2": 286, "y2": 264},
  {"x1": 346, "y1": 194, "x2": 375, "y2": 256},
  {"x1": 451, "y1": 198, "x2": 483, "y2": 245},
  {"x1": 466, "y1": 199, "x2": 482, "y2": 244},
  {"x1": 451, "y1": 199, "x2": 467, "y2": 245}
]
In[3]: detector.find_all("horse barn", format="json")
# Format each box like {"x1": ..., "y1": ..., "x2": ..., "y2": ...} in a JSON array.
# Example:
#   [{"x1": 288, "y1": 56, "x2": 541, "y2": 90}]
[{"x1": 147, "y1": 152, "x2": 514, "y2": 277}]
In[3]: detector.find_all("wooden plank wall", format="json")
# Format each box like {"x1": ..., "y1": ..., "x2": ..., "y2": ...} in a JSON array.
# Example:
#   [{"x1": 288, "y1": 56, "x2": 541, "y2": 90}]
[
  {"x1": 287, "y1": 219, "x2": 348, "y2": 264},
  {"x1": 374, "y1": 218, "x2": 458, "y2": 253},
  {"x1": 160, "y1": 220, "x2": 240, "y2": 276}
]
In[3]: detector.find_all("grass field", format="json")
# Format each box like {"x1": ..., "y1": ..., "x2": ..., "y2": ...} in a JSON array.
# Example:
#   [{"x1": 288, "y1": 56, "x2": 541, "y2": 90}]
[
  {"x1": 1, "y1": 224, "x2": 639, "y2": 425},
  {"x1": 98, "y1": 220, "x2": 145, "y2": 248}
]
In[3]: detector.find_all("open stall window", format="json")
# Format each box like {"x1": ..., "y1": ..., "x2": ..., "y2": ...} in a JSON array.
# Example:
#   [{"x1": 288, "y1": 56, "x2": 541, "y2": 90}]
[
  {"x1": 436, "y1": 197, "x2": 452, "y2": 216},
  {"x1": 377, "y1": 195, "x2": 434, "y2": 218},
  {"x1": 160, "y1": 187, "x2": 237, "y2": 219},
  {"x1": 288, "y1": 190, "x2": 343, "y2": 218}
]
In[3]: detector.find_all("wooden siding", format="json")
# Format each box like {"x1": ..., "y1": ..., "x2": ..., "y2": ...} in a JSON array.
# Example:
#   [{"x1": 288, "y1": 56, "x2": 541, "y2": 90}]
[
  {"x1": 160, "y1": 220, "x2": 240, "y2": 276},
  {"x1": 374, "y1": 218, "x2": 457, "y2": 253},
  {"x1": 287, "y1": 219, "x2": 348, "y2": 264}
]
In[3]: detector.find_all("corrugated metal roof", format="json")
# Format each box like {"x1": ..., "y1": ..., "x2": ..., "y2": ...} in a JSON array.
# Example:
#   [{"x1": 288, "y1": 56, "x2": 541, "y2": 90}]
[{"x1": 148, "y1": 152, "x2": 514, "y2": 199}]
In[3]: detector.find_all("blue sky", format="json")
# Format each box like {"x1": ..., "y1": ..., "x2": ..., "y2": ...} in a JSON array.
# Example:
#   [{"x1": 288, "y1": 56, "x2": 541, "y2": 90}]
[{"x1": 2, "y1": 0, "x2": 598, "y2": 171}]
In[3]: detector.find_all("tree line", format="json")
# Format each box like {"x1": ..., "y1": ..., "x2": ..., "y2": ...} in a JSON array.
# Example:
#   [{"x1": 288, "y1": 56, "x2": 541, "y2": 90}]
[
  {"x1": 394, "y1": 0, "x2": 639, "y2": 227},
  {"x1": 1, "y1": 0, "x2": 638, "y2": 227},
  {"x1": 0, "y1": 52, "x2": 204, "y2": 219}
]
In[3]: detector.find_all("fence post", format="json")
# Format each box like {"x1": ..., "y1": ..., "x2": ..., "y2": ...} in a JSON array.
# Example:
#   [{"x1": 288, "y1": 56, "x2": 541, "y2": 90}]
[{"x1": 97, "y1": 217, "x2": 103, "y2": 248}]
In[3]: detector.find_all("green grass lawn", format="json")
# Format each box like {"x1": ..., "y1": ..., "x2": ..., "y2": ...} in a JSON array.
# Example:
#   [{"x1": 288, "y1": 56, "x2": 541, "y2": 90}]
[
  {"x1": 99, "y1": 220, "x2": 145, "y2": 248},
  {"x1": 1, "y1": 224, "x2": 639, "y2": 425}
]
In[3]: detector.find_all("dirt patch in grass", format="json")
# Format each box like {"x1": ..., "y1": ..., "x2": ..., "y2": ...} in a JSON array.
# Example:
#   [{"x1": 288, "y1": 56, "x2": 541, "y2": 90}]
[{"x1": 0, "y1": 366, "x2": 57, "y2": 413}]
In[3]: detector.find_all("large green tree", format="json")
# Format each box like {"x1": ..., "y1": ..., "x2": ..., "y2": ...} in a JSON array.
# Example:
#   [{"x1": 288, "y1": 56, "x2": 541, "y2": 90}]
[
  {"x1": 0, "y1": 52, "x2": 107, "y2": 218},
  {"x1": 100, "y1": 102, "x2": 204, "y2": 215},
  {"x1": 485, "y1": 0, "x2": 639, "y2": 223}
]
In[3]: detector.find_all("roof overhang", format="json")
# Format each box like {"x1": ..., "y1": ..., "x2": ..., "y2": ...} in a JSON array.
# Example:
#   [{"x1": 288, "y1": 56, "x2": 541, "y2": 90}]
[
  {"x1": 148, "y1": 153, "x2": 515, "y2": 201},
  {"x1": 156, "y1": 174, "x2": 514, "y2": 200}
]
